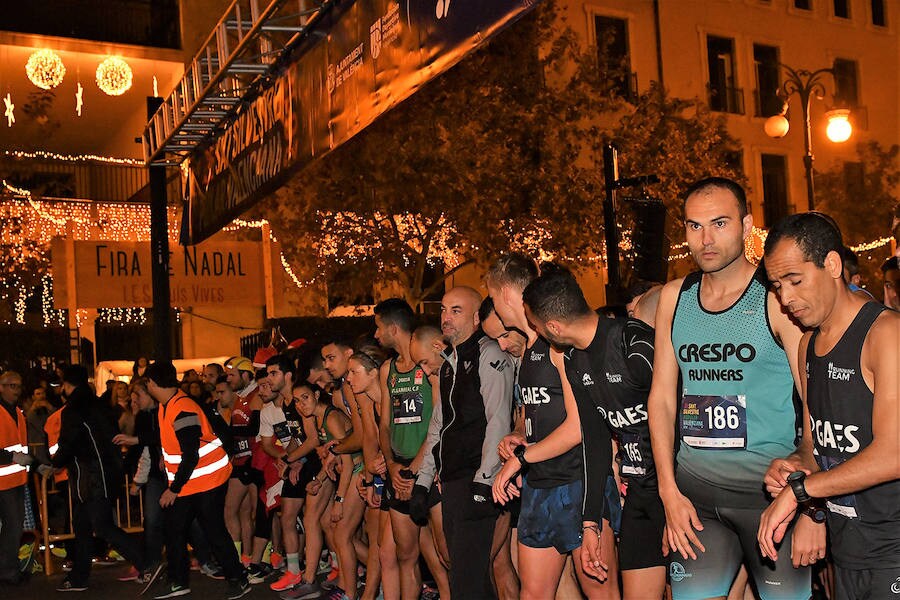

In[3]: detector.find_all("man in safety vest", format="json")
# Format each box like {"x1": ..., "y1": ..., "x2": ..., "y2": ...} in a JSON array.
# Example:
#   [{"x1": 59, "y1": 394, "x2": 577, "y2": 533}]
[
  {"x1": 0, "y1": 371, "x2": 31, "y2": 585},
  {"x1": 145, "y1": 360, "x2": 251, "y2": 600}
]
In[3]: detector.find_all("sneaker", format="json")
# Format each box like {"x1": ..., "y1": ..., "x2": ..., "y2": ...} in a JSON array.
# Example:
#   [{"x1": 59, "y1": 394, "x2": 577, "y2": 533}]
[
  {"x1": 117, "y1": 566, "x2": 140, "y2": 582},
  {"x1": 240, "y1": 554, "x2": 251, "y2": 568},
  {"x1": 226, "y1": 578, "x2": 251, "y2": 600},
  {"x1": 316, "y1": 553, "x2": 332, "y2": 575},
  {"x1": 51, "y1": 547, "x2": 67, "y2": 559},
  {"x1": 199, "y1": 562, "x2": 225, "y2": 580},
  {"x1": 139, "y1": 563, "x2": 166, "y2": 595},
  {"x1": 247, "y1": 562, "x2": 272, "y2": 584},
  {"x1": 420, "y1": 583, "x2": 440, "y2": 600},
  {"x1": 62, "y1": 560, "x2": 73, "y2": 572},
  {"x1": 56, "y1": 580, "x2": 88, "y2": 592},
  {"x1": 269, "y1": 551, "x2": 284, "y2": 570},
  {"x1": 189, "y1": 558, "x2": 200, "y2": 571},
  {"x1": 151, "y1": 582, "x2": 190, "y2": 599},
  {"x1": 325, "y1": 586, "x2": 351, "y2": 600},
  {"x1": 270, "y1": 571, "x2": 304, "y2": 592},
  {"x1": 320, "y1": 566, "x2": 340, "y2": 590},
  {"x1": 280, "y1": 579, "x2": 321, "y2": 600}
]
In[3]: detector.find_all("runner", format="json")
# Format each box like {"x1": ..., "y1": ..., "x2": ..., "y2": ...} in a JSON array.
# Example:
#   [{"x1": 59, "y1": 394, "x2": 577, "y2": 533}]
[
  {"x1": 758, "y1": 212, "x2": 900, "y2": 599},
  {"x1": 647, "y1": 177, "x2": 810, "y2": 600},
  {"x1": 521, "y1": 266, "x2": 665, "y2": 599},
  {"x1": 485, "y1": 255, "x2": 615, "y2": 599}
]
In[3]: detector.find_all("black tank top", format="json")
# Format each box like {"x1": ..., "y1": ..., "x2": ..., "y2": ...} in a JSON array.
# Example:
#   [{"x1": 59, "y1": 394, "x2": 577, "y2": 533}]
[
  {"x1": 518, "y1": 337, "x2": 582, "y2": 488},
  {"x1": 282, "y1": 400, "x2": 307, "y2": 445},
  {"x1": 806, "y1": 301, "x2": 900, "y2": 569}
]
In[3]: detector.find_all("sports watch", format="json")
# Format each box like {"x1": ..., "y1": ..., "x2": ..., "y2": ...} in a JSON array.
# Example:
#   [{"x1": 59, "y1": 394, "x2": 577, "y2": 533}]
[
  {"x1": 513, "y1": 444, "x2": 529, "y2": 470},
  {"x1": 803, "y1": 505, "x2": 827, "y2": 524},
  {"x1": 787, "y1": 471, "x2": 811, "y2": 503}
]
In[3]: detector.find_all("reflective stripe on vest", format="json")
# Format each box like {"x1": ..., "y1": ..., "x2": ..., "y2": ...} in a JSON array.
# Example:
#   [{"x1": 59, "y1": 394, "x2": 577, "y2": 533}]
[
  {"x1": 48, "y1": 443, "x2": 59, "y2": 456},
  {"x1": 159, "y1": 393, "x2": 231, "y2": 496},
  {"x1": 0, "y1": 407, "x2": 28, "y2": 489}
]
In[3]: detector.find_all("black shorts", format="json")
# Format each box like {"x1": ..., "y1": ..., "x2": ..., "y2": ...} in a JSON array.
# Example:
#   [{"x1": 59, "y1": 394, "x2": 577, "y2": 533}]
[
  {"x1": 281, "y1": 459, "x2": 319, "y2": 499},
  {"x1": 230, "y1": 463, "x2": 261, "y2": 486},
  {"x1": 384, "y1": 475, "x2": 441, "y2": 515},
  {"x1": 618, "y1": 481, "x2": 666, "y2": 571},
  {"x1": 834, "y1": 565, "x2": 900, "y2": 600}
]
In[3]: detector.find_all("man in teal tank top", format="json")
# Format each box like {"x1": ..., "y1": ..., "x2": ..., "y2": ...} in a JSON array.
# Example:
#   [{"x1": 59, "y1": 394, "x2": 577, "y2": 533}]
[
  {"x1": 648, "y1": 178, "x2": 814, "y2": 600},
  {"x1": 375, "y1": 299, "x2": 447, "y2": 600}
]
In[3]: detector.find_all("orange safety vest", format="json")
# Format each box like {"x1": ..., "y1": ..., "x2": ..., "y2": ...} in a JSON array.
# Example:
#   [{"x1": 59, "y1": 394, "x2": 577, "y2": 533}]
[
  {"x1": 44, "y1": 406, "x2": 68, "y2": 483},
  {"x1": 0, "y1": 402, "x2": 28, "y2": 490},
  {"x1": 159, "y1": 391, "x2": 231, "y2": 496}
]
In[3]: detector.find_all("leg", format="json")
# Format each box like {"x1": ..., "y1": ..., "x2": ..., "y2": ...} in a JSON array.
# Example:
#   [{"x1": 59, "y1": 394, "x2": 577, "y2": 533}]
[
  {"x1": 333, "y1": 479, "x2": 365, "y2": 598},
  {"x1": 68, "y1": 499, "x2": 93, "y2": 587},
  {"x1": 193, "y1": 484, "x2": 245, "y2": 581},
  {"x1": 667, "y1": 510, "x2": 741, "y2": 600},
  {"x1": 390, "y1": 510, "x2": 422, "y2": 600},
  {"x1": 517, "y1": 544, "x2": 567, "y2": 600},
  {"x1": 619, "y1": 486, "x2": 667, "y2": 600},
  {"x1": 142, "y1": 477, "x2": 166, "y2": 566},
  {"x1": 280, "y1": 498, "x2": 303, "y2": 564},
  {"x1": 419, "y1": 522, "x2": 450, "y2": 600},
  {"x1": 302, "y1": 480, "x2": 330, "y2": 585},
  {"x1": 491, "y1": 510, "x2": 519, "y2": 600},
  {"x1": 224, "y1": 477, "x2": 246, "y2": 548},
  {"x1": 379, "y1": 509, "x2": 401, "y2": 600},
  {"x1": 428, "y1": 502, "x2": 450, "y2": 568},
  {"x1": 0, "y1": 486, "x2": 25, "y2": 581},
  {"x1": 88, "y1": 497, "x2": 145, "y2": 572},
  {"x1": 572, "y1": 522, "x2": 620, "y2": 599},
  {"x1": 360, "y1": 506, "x2": 382, "y2": 600},
  {"x1": 555, "y1": 555, "x2": 581, "y2": 600},
  {"x1": 163, "y1": 493, "x2": 194, "y2": 589},
  {"x1": 442, "y1": 478, "x2": 498, "y2": 599}
]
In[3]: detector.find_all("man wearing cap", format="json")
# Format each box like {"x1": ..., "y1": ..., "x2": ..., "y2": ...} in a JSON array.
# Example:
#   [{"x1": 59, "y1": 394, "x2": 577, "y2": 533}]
[{"x1": 224, "y1": 356, "x2": 263, "y2": 564}]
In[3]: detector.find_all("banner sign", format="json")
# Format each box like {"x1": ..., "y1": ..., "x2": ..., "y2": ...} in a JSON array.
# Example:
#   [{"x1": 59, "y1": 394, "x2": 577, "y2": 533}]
[
  {"x1": 51, "y1": 240, "x2": 281, "y2": 309},
  {"x1": 183, "y1": 0, "x2": 543, "y2": 244}
]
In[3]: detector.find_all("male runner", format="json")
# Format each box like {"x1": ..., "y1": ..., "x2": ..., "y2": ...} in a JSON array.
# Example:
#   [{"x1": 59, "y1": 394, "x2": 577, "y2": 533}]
[
  {"x1": 521, "y1": 266, "x2": 665, "y2": 599},
  {"x1": 485, "y1": 255, "x2": 615, "y2": 599},
  {"x1": 758, "y1": 212, "x2": 900, "y2": 599},
  {"x1": 647, "y1": 177, "x2": 810, "y2": 599},
  {"x1": 881, "y1": 256, "x2": 899, "y2": 310}
]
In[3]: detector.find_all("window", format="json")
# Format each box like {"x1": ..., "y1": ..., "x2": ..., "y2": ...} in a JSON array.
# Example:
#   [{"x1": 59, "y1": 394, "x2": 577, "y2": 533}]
[
  {"x1": 753, "y1": 44, "x2": 781, "y2": 117},
  {"x1": 594, "y1": 15, "x2": 635, "y2": 101},
  {"x1": 794, "y1": 0, "x2": 812, "y2": 10},
  {"x1": 832, "y1": 58, "x2": 859, "y2": 106},
  {"x1": 833, "y1": 0, "x2": 850, "y2": 18},
  {"x1": 707, "y1": 36, "x2": 743, "y2": 114},
  {"x1": 761, "y1": 155, "x2": 790, "y2": 227},
  {"x1": 871, "y1": 0, "x2": 886, "y2": 26}
]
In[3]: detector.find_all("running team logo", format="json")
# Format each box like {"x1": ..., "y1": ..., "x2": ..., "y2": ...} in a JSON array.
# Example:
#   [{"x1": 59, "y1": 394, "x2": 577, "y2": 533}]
[
  {"x1": 414, "y1": 369, "x2": 424, "y2": 385},
  {"x1": 390, "y1": 374, "x2": 398, "y2": 389},
  {"x1": 669, "y1": 562, "x2": 692, "y2": 583},
  {"x1": 369, "y1": 20, "x2": 382, "y2": 60},
  {"x1": 891, "y1": 576, "x2": 900, "y2": 594}
]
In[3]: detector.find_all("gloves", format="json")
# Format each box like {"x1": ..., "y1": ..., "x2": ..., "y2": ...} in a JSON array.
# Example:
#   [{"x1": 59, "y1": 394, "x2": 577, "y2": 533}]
[
  {"x1": 37, "y1": 464, "x2": 54, "y2": 477},
  {"x1": 408, "y1": 485, "x2": 430, "y2": 526},
  {"x1": 468, "y1": 481, "x2": 498, "y2": 520},
  {"x1": 11, "y1": 452, "x2": 33, "y2": 466}
]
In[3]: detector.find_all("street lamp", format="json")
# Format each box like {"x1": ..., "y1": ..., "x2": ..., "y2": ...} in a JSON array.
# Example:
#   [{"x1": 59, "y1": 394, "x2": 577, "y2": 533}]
[{"x1": 764, "y1": 64, "x2": 852, "y2": 210}]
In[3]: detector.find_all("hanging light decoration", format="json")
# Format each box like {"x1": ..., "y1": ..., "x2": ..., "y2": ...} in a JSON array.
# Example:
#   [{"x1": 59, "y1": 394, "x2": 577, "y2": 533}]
[
  {"x1": 25, "y1": 49, "x2": 66, "y2": 90},
  {"x1": 95, "y1": 57, "x2": 133, "y2": 96}
]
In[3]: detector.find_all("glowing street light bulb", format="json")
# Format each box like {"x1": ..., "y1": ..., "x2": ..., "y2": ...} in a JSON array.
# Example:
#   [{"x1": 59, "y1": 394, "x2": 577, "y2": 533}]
[{"x1": 825, "y1": 109, "x2": 852, "y2": 143}]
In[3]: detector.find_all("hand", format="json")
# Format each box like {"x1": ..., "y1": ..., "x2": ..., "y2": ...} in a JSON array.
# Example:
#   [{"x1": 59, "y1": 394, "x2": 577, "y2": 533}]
[
  {"x1": 112, "y1": 434, "x2": 139, "y2": 446},
  {"x1": 790, "y1": 513, "x2": 827, "y2": 568},
  {"x1": 306, "y1": 477, "x2": 323, "y2": 496},
  {"x1": 129, "y1": 483, "x2": 141, "y2": 496},
  {"x1": 366, "y1": 452, "x2": 387, "y2": 477},
  {"x1": 579, "y1": 524, "x2": 609, "y2": 581},
  {"x1": 37, "y1": 464, "x2": 54, "y2": 478},
  {"x1": 324, "y1": 454, "x2": 339, "y2": 479},
  {"x1": 356, "y1": 476, "x2": 368, "y2": 500},
  {"x1": 764, "y1": 458, "x2": 810, "y2": 497},
  {"x1": 275, "y1": 458, "x2": 287, "y2": 479},
  {"x1": 491, "y1": 458, "x2": 521, "y2": 505},
  {"x1": 497, "y1": 432, "x2": 526, "y2": 462},
  {"x1": 331, "y1": 501, "x2": 344, "y2": 523},
  {"x1": 408, "y1": 484, "x2": 430, "y2": 526},
  {"x1": 660, "y1": 487, "x2": 706, "y2": 560},
  {"x1": 366, "y1": 485, "x2": 381, "y2": 509},
  {"x1": 758, "y1": 489, "x2": 799, "y2": 561},
  {"x1": 11, "y1": 452, "x2": 33, "y2": 466},
  {"x1": 159, "y1": 489, "x2": 178, "y2": 507},
  {"x1": 288, "y1": 461, "x2": 302, "y2": 485}
]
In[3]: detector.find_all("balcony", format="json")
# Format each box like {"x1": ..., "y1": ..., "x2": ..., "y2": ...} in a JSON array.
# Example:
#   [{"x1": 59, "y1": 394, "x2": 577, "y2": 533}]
[
  {"x1": 707, "y1": 83, "x2": 745, "y2": 115},
  {"x1": 0, "y1": 0, "x2": 180, "y2": 49}
]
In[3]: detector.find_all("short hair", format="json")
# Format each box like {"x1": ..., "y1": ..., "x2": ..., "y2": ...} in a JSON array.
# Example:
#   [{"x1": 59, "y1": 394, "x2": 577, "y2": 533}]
[
  {"x1": 62, "y1": 365, "x2": 89, "y2": 387},
  {"x1": 206, "y1": 363, "x2": 224, "y2": 376},
  {"x1": 255, "y1": 368, "x2": 268, "y2": 381},
  {"x1": 265, "y1": 353, "x2": 295, "y2": 377},
  {"x1": 145, "y1": 361, "x2": 179, "y2": 388},
  {"x1": 683, "y1": 177, "x2": 748, "y2": 219},
  {"x1": 841, "y1": 247, "x2": 860, "y2": 277},
  {"x1": 522, "y1": 265, "x2": 593, "y2": 322},
  {"x1": 374, "y1": 298, "x2": 416, "y2": 333},
  {"x1": 478, "y1": 296, "x2": 496, "y2": 323},
  {"x1": 130, "y1": 377, "x2": 149, "y2": 393},
  {"x1": 882, "y1": 256, "x2": 899, "y2": 273},
  {"x1": 322, "y1": 337, "x2": 353, "y2": 351},
  {"x1": 0, "y1": 371, "x2": 22, "y2": 385},
  {"x1": 764, "y1": 212, "x2": 844, "y2": 268},
  {"x1": 412, "y1": 324, "x2": 444, "y2": 345},
  {"x1": 215, "y1": 374, "x2": 229, "y2": 386},
  {"x1": 291, "y1": 380, "x2": 325, "y2": 400},
  {"x1": 351, "y1": 341, "x2": 388, "y2": 371},
  {"x1": 484, "y1": 253, "x2": 539, "y2": 291}
]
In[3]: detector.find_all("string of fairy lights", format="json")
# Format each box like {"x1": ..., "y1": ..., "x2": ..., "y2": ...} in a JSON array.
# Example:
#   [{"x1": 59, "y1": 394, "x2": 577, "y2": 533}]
[{"x1": 1, "y1": 175, "x2": 895, "y2": 326}]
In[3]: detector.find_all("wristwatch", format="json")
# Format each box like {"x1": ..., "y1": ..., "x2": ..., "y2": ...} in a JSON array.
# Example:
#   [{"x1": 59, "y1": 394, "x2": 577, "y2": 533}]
[
  {"x1": 513, "y1": 444, "x2": 529, "y2": 470},
  {"x1": 334, "y1": 495, "x2": 344, "y2": 504},
  {"x1": 787, "y1": 471, "x2": 811, "y2": 503},
  {"x1": 803, "y1": 505, "x2": 827, "y2": 524}
]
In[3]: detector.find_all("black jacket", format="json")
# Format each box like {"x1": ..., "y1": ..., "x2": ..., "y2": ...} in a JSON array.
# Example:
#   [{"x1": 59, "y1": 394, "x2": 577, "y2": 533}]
[{"x1": 51, "y1": 385, "x2": 124, "y2": 502}]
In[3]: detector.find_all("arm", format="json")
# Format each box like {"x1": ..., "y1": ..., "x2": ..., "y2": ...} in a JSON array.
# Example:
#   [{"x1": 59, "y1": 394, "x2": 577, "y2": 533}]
[
  {"x1": 357, "y1": 391, "x2": 382, "y2": 478},
  {"x1": 474, "y1": 343, "x2": 514, "y2": 486},
  {"x1": 330, "y1": 382, "x2": 363, "y2": 453},
  {"x1": 133, "y1": 446, "x2": 151, "y2": 485},
  {"x1": 415, "y1": 382, "x2": 443, "y2": 490},
  {"x1": 522, "y1": 348, "x2": 582, "y2": 462},
  {"x1": 568, "y1": 375, "x2": 611, "y2": 525},
  {"x1": 169, "y1": 411, "x2": 202, "y2": 495},
  {"x1": 287, "y1": 416, "x2": 320, "y2": 463},
  {"x1": 50, "y1": 409, "x2": 78, "y2": 468},
  {"x1": 259, "y1": 405, "x2": 285, "y2": 459},
  {"x1": 378, "y1": 363, "x2": 401, "y2": 482},
  {"x1": 326, "y1": 411, "x2": 354, "y2": 499}
]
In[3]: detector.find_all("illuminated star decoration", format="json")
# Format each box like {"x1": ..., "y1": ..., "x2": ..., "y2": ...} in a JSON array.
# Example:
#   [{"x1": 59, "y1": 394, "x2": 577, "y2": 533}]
[
  {"x1": 3, "y1": 94, "x2": 14, "y2": 127},
  {"x1": 75, "y1": 82, "x2": 84, "y2": 116}
]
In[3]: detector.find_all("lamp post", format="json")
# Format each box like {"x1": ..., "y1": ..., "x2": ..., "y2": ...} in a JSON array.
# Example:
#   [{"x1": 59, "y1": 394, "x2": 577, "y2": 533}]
[{"x1": 764, "y1": 64, "x2": 852, "y2": 211}]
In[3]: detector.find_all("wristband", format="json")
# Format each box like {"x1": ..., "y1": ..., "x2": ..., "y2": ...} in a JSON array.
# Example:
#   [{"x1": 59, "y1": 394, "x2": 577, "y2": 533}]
[
  {"x1": 362, "y1": 479, "x2": 374, "y2": 488},
  {"x1": 334, "y1": 495, "x2": 344, "y2": 504},
  {"x1": 329, "y1": 445, "x2": 339, "y2": 456},
  {"x1": 582, "y1": 524, "x2": 601, "y2": 535}
]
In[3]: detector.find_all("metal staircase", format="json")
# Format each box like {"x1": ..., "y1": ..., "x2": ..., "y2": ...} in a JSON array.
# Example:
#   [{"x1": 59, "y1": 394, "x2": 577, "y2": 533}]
[{"x1": 142, "y1": 0, "x2": 334, "y2": 166}]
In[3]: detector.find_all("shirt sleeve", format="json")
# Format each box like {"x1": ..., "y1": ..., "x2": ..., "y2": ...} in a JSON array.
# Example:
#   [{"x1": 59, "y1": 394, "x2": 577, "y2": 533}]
[
  {"x1": 474, "y1": 341, "x2": 514, "y2": 486},
  {"x1": 623, "y1": 320, "x2": 655, "y2": 391},
  {"x1": 258, "y1": 404, "x2": 277, "y2": 438},
  {"x1": 415, "y1": 395, "x2": 443, "y2": 490}
]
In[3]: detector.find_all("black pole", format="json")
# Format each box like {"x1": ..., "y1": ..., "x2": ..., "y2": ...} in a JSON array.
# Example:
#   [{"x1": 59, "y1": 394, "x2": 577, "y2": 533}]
[
  {"x1": 800, "y1": 91, "x2": 816, "y2": 210},
  {"x1": 147, "y1": 96, "x2": 172, "y2": 362},
  {"x1": 602, "y1": 143, "x2": 623, "y2": 304}
]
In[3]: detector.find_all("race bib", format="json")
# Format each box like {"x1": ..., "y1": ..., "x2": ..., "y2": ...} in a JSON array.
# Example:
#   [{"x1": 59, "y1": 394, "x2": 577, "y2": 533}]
[
  {"x1": 681, "y1": 394, "x2": 747, "y2": 449},
  {"x1": 235, "y1": 438, "x2": 251, "y2": 453},
  {"x1": 392, "y1": 392, "x2": 423, "y2": 425},
  {"x1": 618, "y1": 432, "x2": 646, "y2": 476},
  {"x1": 272, "y1": 421, "x2": 293, "y2": 447}
]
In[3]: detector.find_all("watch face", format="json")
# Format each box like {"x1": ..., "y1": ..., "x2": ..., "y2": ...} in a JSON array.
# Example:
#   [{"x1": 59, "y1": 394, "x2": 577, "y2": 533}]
[
  {"x1": 787, "y1": 471, "x2": 803, "y2": 482},
  {"x1": 812, "y1": 509, "x2": 827, "y2": 523}
]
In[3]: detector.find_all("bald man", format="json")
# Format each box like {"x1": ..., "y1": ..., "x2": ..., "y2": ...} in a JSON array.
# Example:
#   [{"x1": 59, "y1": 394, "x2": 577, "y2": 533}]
[{"x1": 425, "y1": 286, "x2": 515, "y2": 599}]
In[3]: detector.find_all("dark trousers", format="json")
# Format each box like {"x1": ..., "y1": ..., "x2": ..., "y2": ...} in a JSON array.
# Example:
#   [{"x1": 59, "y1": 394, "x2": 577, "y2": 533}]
[
  {"x1": 142, "y1": 477, "x2": 166, "y2": 564},
  {"x1": 163, "y1": 483, "x2": 243, "y2": 587},
  {"x1": 70, "y1": 496, "x2": 145, "y2": 586},
  {"x1": 0, "y1": 485, "x2": 24, "y2": 580},
  {"x1": 442, "y1": 478, "x2": 499, "y2": 599}
]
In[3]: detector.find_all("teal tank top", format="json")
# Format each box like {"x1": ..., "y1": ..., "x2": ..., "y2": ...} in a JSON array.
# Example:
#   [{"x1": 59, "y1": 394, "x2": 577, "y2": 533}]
[{"x1": 671, "y1": 268, "x2": 797, "y2": 497}]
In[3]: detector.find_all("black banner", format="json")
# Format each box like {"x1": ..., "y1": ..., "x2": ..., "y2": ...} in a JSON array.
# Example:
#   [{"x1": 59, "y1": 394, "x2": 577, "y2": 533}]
[{"x1": 182, "y1": 0, "x2": 543, "y2": 245}]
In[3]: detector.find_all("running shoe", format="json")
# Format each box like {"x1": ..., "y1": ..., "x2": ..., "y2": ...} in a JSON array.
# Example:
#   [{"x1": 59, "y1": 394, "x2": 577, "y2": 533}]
[
  {"x1": 151, "y1": 582, "x2": 190, "y2": 599},
  {"x1": 140, "y1": 562, "x2": 166, "y2": 595},
  {"x1": 324, "y1": 586, "x2": 352, "y2": 600},
  {"x1": 226, "y1": 577, "x2": 252, "y2": 600},
  {"x1": 270, "y1": 551, "x2": 284, "y2": 570},
  {"x1": 247, "y1": 562, "x2": 273, "y2": 584},
  {"x1": 117, "y1": 566, "x2": 140, "y2": 582},
  {"x1": 56, "y1": 579, "x2": 87, "y2": 592},
  {"x1": 279, "y1": 579, "x2": 321, "y2": 600},
  {"x1": 200, "y1": 562, "x2": 225, "y2": 579},
  {"x1": 270, "y1": 570, "x2": 303, "y2": 592}
]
